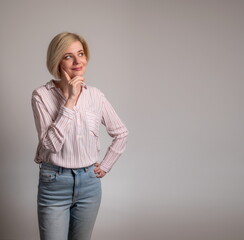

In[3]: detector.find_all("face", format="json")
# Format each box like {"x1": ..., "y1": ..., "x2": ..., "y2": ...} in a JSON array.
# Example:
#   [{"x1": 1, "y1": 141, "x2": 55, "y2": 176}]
[{"x1": 60, "y1": 40, "x2": 87, "y2": 79}]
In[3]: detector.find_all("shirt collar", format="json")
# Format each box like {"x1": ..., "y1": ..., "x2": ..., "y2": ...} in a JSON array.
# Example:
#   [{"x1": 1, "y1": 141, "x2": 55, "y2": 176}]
[
  {"x1": 45, "y1": 80, "x2": 88, "y2": 91},
  {"x1": 45, "y1": 80, "x2": 56, "y2": 90}
]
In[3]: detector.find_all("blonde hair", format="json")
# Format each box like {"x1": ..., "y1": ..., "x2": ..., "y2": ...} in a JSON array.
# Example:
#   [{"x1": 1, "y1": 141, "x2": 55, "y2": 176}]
[{"x1": 47, "y1": 32, "x2": 90, "y2": 79}]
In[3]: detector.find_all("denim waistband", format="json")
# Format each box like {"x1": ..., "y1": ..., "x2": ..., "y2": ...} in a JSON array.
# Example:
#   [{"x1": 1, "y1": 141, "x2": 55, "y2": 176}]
[{"x1": 40, "y1": 162, "x2": 94, "y2": 174}]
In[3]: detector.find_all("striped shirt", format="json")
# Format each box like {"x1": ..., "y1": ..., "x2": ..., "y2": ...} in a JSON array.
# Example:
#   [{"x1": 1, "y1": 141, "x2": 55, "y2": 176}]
[{"x1": 31, "y1": 80, "x2": 128, "y2": 172}]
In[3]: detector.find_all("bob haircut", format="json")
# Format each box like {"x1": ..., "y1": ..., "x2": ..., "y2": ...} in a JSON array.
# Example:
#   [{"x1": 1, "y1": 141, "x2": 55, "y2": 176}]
[{"x1": 47, "y1": 32, "x2": 90, "y2": 79}]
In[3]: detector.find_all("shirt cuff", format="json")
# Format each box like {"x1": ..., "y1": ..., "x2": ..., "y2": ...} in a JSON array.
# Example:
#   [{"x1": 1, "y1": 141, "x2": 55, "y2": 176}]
[
  {"x1": 59, "y1": 106, "x2": 75, "y2": 120},
  {"x1": 100, "y1": 164, "x2": 110, "y2": 173}
]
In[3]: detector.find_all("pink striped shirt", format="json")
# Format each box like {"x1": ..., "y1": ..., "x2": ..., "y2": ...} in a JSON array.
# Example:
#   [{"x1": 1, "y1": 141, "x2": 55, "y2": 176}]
[{"x1": 31, "y1": 80, "x2": 128, "y2": 172}]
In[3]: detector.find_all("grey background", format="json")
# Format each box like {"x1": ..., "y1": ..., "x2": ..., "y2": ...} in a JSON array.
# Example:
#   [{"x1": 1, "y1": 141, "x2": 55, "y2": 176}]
[{"x1": 0, "y1": 0, "x2": 244, "y2": 239}]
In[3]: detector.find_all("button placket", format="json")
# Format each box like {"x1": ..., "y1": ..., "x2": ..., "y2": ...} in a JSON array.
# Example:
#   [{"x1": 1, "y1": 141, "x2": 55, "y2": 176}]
[{"x1": 75, "y1": 110, "x2": 82, "y2": 138}]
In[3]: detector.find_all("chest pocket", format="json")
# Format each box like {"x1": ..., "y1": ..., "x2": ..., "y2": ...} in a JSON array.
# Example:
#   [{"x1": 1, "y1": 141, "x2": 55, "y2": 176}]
[{"x1": 86, "y1": 111, "x2": 100, "y2": 137}]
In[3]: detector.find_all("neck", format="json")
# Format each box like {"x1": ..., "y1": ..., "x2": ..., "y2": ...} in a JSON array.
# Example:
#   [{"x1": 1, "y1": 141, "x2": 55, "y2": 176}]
[
  {"x1": 54, "y1": 79, "x2": 82, "y2": 99},
  {"x1": 53, "y1": 79, "x2": 72, "y2": 99}
]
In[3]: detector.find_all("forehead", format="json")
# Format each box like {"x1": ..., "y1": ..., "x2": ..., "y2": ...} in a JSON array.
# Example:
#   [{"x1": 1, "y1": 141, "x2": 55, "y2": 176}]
[{"x1": 65, "y1": 41, "x2": 84, "y2": 53}]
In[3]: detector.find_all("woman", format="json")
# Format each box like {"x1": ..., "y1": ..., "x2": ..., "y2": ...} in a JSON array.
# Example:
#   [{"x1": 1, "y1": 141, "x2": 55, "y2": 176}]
[{"x1": 31, "y1": 32, "x2": 129, "y2": 240}]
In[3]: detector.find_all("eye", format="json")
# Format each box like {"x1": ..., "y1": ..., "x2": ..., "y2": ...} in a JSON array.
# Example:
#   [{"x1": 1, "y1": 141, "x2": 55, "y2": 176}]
[
  {"x1": 64, "y1": 55, "x2": 72, "y2": 60},
  {"x1": 79, "y1": 52, "x2": 84, "y2": 57}
]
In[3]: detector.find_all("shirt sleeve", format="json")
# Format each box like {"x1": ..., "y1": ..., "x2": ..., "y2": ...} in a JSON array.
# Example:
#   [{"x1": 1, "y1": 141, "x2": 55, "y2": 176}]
[
  {"x1": 31, "y1": 93, "x2": 75, "y2": 153},
  {"x1": 100, "y1": 94, "x2": 129, "y2": 172}
]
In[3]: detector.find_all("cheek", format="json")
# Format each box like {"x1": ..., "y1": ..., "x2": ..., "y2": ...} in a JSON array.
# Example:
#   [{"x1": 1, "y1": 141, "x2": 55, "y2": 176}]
[
  {"x1": 60, "y1": 62, "x2": 70, "y2": 72},
  {"x1": 82, "y1": 57, "x2": 88, "y2": 65},
  {"x1": 60, "y1": 61, "x2": 66, "y2": 68}
]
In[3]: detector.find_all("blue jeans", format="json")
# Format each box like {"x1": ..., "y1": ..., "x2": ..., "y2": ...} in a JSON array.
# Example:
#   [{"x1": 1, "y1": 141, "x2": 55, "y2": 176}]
[{"x1": 38, "y1": 163, "x2": 102, "y2": 240}]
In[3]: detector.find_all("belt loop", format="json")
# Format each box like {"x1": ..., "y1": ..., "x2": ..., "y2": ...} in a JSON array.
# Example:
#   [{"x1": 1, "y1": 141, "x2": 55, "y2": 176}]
[
  {"x1": 39, "y1": 163, "x2": 42, "y2": 169},
  {"x1": 84, "y1": 167, "x2": 88, "y2": 172},
  {"x1": 58, "y1": 167, "x2": 63, "y2": 175}
]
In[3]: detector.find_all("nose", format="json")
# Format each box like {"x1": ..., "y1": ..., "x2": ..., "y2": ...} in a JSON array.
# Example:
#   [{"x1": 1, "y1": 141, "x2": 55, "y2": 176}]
[{"x1": 73, "y1": 56, "x2": 81, "y2": 65}]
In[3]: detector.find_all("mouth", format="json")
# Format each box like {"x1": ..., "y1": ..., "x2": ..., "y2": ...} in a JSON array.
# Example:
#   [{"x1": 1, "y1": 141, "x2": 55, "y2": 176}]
[{"x1": 72, "y1": 67, "x2": 83, "y2": 71}]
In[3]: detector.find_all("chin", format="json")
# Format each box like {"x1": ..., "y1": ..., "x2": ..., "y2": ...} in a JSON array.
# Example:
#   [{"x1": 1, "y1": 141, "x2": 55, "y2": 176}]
[{"x1": 72, "y1": 71, "x2": 84, "y2": 77}]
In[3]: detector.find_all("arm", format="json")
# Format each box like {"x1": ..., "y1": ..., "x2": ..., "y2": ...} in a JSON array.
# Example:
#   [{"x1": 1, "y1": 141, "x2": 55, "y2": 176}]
[
  {"x1": 99, "y1": 95, "x2": 129, "y2": 173},
  {"x1": 32, "y1": 70, "x2": 85, "y2": 153},
  {"x1": 31, "y1": 93, "x2": 75, "y2": 153}
]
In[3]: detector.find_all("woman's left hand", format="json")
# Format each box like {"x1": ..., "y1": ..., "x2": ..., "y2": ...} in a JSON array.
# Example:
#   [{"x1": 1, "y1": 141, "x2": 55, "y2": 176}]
[{"x1": 94, "y1": 162, "x2": 107, "y2": 178}]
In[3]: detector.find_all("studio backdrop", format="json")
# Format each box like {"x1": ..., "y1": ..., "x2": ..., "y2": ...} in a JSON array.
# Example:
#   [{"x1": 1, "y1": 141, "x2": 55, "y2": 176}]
[{"x1": 0, "y1": 0, "x2": 243, "y2": 240}]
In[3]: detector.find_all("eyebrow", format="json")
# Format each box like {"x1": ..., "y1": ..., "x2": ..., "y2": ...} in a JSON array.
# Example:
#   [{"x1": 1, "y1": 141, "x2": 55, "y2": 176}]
[{"x1": 64, "y1": 50, "x2": 84, "y2": 55}]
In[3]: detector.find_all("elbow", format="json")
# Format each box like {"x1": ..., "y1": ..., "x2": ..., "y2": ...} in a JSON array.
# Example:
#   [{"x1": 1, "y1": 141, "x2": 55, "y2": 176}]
[
  {"x1": 125, "y1": 126, "x2": 129, "y2": 137},
  {"x1": 117, "y1": 127, "x2": 129, "y2": 140},
  {"x1": 124, "y1": 128, "x2": 129, "y2": 141}
]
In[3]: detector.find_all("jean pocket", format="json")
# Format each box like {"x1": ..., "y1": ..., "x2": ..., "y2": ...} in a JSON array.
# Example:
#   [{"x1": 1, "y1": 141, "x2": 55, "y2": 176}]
[
  {"x1": 39, "y1": 169, "x2": 57, "y2": 183},
  {"x1": 86, "y1": 111, "x2": 100, "y2": 137}
]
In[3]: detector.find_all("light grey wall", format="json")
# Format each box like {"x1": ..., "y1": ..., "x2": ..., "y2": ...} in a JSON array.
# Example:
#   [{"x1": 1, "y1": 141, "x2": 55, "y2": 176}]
[{"x1": 0, "y1": 0, "x2": 243, "y2": 239}]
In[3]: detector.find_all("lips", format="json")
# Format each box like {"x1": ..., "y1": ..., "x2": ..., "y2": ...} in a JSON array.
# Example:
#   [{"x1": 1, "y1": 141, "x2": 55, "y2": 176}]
[{"x1": 72, "y1": 67, "x2": 82, "y2": 71}]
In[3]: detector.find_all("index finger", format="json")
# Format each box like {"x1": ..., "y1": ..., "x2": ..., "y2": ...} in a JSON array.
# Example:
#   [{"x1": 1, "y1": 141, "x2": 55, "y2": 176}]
[{"x1": 61, "y1": 68, "x2": 71, "y2": 81}]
